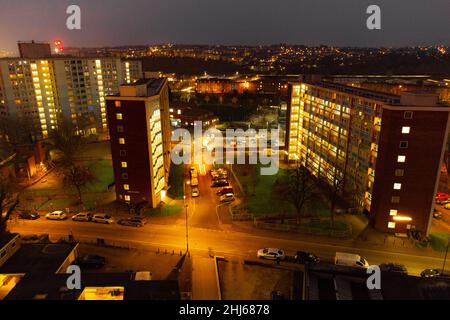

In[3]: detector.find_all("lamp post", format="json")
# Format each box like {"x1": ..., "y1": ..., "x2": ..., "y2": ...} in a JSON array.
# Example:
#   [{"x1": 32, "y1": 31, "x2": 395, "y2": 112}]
[
  {"x1": 442, "y1": 237, "x2": 450, "y2": 275},
  {"x1": 183, "y1": 181, "x2": 190, "y2": 255}
]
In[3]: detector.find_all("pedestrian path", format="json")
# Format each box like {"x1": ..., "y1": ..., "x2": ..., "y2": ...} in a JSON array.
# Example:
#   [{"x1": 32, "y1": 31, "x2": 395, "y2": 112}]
[{"x1": 191, "y1": 256, "x2": 220, "y2": 300}]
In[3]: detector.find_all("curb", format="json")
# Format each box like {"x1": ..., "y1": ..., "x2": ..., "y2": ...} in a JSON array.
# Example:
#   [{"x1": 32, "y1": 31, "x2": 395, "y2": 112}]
[{"x1": 214, "y1": 256, "x2": 225, "y2": 300}]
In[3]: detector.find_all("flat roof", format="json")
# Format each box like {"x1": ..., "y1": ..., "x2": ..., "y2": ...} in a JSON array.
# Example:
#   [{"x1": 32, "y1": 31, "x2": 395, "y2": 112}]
[
  {"x1": 4, "y1": 272, "x2": 180, "y2": 300},
  {"x1": 0, "y1": 233, "x2": 19, "y2": 249},
  {"x1": 0, "y1": 243, "x2": 78, "y2": 274}
]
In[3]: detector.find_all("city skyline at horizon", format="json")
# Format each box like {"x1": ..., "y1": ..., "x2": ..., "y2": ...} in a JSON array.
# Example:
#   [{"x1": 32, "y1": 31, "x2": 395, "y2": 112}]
[{"x1": 1, "y1": 0, "x2": 450, "y2": 52}]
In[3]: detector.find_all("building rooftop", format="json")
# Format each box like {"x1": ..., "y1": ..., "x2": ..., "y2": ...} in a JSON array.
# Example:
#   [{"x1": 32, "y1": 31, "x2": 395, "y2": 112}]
[
  {"x1": 0, "y1": 243, "x2": 78, "y2": 275},
  {"x1": 4, "y1": 272, "x2": 180, "y2": 300},
  {"x1": 110, "y1": 78, "x2": 167, "y2": 98}
]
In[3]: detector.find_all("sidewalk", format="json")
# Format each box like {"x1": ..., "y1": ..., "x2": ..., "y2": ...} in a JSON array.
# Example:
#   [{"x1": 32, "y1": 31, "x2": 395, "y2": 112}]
[{"x1": 191, "y1": 256, "x2": 219, "y2": 300}]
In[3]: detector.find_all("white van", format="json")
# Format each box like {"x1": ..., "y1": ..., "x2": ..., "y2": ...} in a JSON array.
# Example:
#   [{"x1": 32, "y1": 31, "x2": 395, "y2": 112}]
[{"x1": 334, "y1": 252, "x2": 369, "y2": 268}]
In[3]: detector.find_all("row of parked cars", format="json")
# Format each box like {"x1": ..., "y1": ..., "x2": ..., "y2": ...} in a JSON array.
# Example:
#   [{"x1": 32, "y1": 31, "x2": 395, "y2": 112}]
[
  {"x1": 18, "y1": 210, "x2": 147, "y2": 227},
  {"x1": 256, "y1": 248, "x2": 447, "y2": 278},
  {"x1": 211, "y1": 168, "x2": 235, "y2": 203}
]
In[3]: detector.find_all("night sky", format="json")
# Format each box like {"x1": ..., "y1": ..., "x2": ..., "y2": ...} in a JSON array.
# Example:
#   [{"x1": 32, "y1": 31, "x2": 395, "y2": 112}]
[{"x1": 1, "y1": 0, "x2": 450, "y2": 52}]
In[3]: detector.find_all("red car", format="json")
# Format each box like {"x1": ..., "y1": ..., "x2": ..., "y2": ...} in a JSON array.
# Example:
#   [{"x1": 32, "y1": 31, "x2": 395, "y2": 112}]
[
  {"x1": 435, "y1": 192, "x2": 450, "y2": 202},
  {"x1": 217, "y1": 187, "x2": 233, "y2": 196}
]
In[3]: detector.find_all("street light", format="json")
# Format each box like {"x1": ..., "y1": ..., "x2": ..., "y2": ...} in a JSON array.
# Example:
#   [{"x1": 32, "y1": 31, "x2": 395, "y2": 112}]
[
  {"x1": 183, "y1": 181, "x2": 190, "y2": 255},
  {"x1": 442, "y1": 237, "x2": 450, "y2": 275}
]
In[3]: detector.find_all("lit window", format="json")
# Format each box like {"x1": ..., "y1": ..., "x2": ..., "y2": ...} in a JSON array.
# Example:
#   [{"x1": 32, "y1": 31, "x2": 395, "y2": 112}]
[
  {"x1": 388, "y1": 222, "x2": 396, "y2": 229},
  {"x1": 119, "y1": 138, "x2": 125, "y2": 145},
  {"x1": 395, "y1": 169, "x2": 404, "y2": 177},
  {"x1": 116, "y1": 113, "x2": 123, "y2": 120},
  {"x1": 123, "y1": 184, "x2": 130, "y2": 191},
  {"x1": 115, "y1": 101, "x2": 121, "y2": 107},
  {"x1": 389, "y1": 209, "x2": 398, "y2": 216},
  {"x1": 402, "y1": 126, "x2": 410, "y2": 134},
  {"x1": 121, "y1": 162, "x2": 127, "y2": 168},
  {"x1": 177, "y1": 109, "x2": 181, "y2": 115},
  {"x1": 393, "y1": 183, "x2": 402, "y2": 190},
  {"x1": 397, "y1": 155, "x2": 406, "y2": 163},
  {"x1": 124, "y1": 195, "x2": 131, "y2": 202}
]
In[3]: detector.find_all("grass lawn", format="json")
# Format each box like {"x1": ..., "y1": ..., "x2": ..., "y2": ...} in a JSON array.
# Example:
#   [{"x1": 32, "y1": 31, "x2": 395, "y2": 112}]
[
  {"x1": 84, "y1": 160, "x2": 114, "y2": 193},
  {"x1": 168, "y1": 163, "x2": 184, "y2": 200},
  {"x1": 143, "y1": 204, "x2": 183, "y2": 217},
  {"x1": 429, "y1": 232, "x2": 450, "y2": 252},
  {"x1": 234, "y1": 164, "x2": 330, "y2": 218}
]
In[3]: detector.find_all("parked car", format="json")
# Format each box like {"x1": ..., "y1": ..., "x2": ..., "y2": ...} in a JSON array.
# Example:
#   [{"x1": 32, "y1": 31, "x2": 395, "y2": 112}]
[
  {"x1": 92, "y1": 214, "x2": 114, "y2": 224},
  {"x1": 295, "y1": 251, "x2": 320, "y2": 264},
  {"x1": 444, "y1": 203, "x2": 450, "y2": 210},
  {"x1": 191, "y1": 178, "x2": 199, "y2": 187},
  {"x1": 71, "y1": 212, "x2": 93, "y2": 222},
  {"x1": 191, "y1": 187, "x2": 200, "y2": 197},
  {"x1": 45, "y1": 211, "x2": 67, "y2": 220},
  {"x1": 19, "y1": 210, "x2": 40, "y2": 220},
  {"x1": 379, "y1": 263, "x2": 408, "y2": 275},
  {"x1": 334, "y1": 252, "x2": 369, "y2": 268},
  {"x1": 217, "y1": 187, "x2": 233, "y2": 196},
  {"x1": 118, "y1": 217, "x2": 147, "y2": 227},
  {"x1": 257, "y1": 248, "x2": 286, "y2": 260},
  {"x1": 436, "y1": 198, "x2": 450, "y2": 205},
  {"x1": 436, "y1": 192, "x2": 450, "y2": 202},
  {"x1": 433, "y1": 210, "x2": 443, "y2": 219},
  {"x1": 421, "y1": 269, "x2": 442, "y2": 278},
  {"x1": 220, "y1": 193, "x2": 235, "y2": 203},
  {"x1": 73, "y1": 254, "x2": 106, "y2": 268},
  {"x1": 212, "y1": 180, "x2": 229, "y2": 188}
]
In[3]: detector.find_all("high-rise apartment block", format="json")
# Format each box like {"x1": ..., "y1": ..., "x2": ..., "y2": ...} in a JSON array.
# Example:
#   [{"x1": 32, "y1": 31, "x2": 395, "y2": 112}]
[
  {"x1": 286, "y1": 81, "x2": 450, "y2": 235},
  {"x1": 106, "y1": 78, "x2": 171, "y2": 207},
  {"x1": 0, "y1": 42, "x2": 142, "y2": 141}
]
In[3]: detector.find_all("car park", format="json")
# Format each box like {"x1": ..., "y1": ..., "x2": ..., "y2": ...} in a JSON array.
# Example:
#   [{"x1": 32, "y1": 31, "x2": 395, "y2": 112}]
[
  {"x1": 73, "y1": 254, "x2": 106, "y2": 269},
  {"x1": 45, "y1": 211, "x2": 67, "y2": 220},
  {"x1": 71, "y1": 212, "x2": 93, "y2": 222},
  {"x1": 118, "y1": 217, "x2": 147, "y2": 227},
  {"x1": 295, "y1": 251, "x2": 320, "y2": 264},
  {"x1": 257, "y1": 248, "x2": 286, "y2": 260},
  {"x1": 92, "y1": 214, "x2": 114, "y2": 224},
  {"x1": 191, "y1": 187, "x2": 200, "y2": 197},
  {"x1": 220, "y1": 193, "x2": 235, "y2": 203},
  {"x1": 18, "y1": 210, "x2": 40, "y2": 220}
]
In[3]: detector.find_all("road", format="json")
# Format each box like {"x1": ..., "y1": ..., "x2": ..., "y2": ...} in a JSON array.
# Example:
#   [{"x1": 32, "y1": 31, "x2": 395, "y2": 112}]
[{"x1": 9, "y1": 215, "x2": 446, "y2": 277}]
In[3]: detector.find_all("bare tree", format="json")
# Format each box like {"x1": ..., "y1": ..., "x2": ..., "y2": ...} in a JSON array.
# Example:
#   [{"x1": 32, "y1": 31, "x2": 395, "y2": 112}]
[
  {"x1": 323, "y1": 171, "x2": 345, "y2": 228},
  {"x1": 61, "y1": 165, "x2": 95, "y2": 204},
  {"x1": 274, "y1": 162, "x2": 316, "y2": 225},
  {"x1": 0, "y1": 174, "x2": 19, "y2": 234},
  {"x1": 49, "y1": 120, "x2": 83, "y2": 168}
]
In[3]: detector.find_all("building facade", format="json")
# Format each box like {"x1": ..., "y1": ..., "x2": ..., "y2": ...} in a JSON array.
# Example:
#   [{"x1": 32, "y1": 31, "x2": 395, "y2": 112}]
[
  {"x1": 0, "y1": 46, "x2": 142, "y2": 141},
  {"x1": 106, "y1": 78, "x2": 171, "y2": 207},
  {"x1": 286, "y1": 81, "x2": 450, "y2": 235}
]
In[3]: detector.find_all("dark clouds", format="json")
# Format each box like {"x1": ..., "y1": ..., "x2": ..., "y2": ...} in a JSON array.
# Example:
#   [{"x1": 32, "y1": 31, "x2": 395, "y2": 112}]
[{"x1": 1, "y1": 0, "x2": 449, "y2": 52}]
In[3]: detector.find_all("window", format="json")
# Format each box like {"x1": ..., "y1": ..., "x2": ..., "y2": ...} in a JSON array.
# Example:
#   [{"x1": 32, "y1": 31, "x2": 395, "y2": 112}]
[
  {"x1": 402, "y1": 126, "x2": 410, "y2": 134},
  {"x1": 116, "y1": 113, "x2": 123, "y2": 120},
  {"x1": 119, "y1": 138, "x2": 125, "y2": 145},
  {"x1": 115, "y1": 101, "x2": 121, "y2": 107},
  {"x1": 124, "y1": 195, "x2": 131, "y2": 202},
  {"x1": 388, "y1": 222, "x2": 396, "y2": 229},
  {"x1": 121, "y1": 173, "x2": 129, "y2": 180},
  {"x1": 395, "y1": 169, "x2": 404, "y2": 177},
  {"x1": 119, "y1": 150, "x2": 126, "y2": 157},
  {"x1": 121, "y1": 161, "x2": 127, "y2": 168},
  {"x1": 399, "y1": 141, "x2": 408, "y2": 149},
  {"x1": 404, "y1": 111, "x2": 413, "y2": 119},
  {"x1": 397, "y1": 155, "x2": 406, "y2": 163},
  {"x1": 393, "y1": 183, "x2": 402, "y2": 190},
  {"x1": 391, "y1": 196, "x2": 400, "y2": 204},
  {"x1": 389, "y1": 209, "x2": 398, "y2": 216},
  {"x1": 123, "y1": 184, "x2": 130, "y2": 191},
  {"x1": 117, "y1": 125, "x2": 124, "y2": 133}
]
